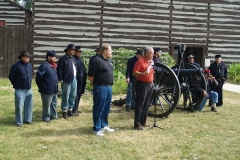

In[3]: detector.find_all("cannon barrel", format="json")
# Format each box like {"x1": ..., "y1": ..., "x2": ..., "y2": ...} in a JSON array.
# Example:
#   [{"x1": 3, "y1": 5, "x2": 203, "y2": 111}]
[{"x1": 172, "y1": 69, "x2": 203, "y2": 77}]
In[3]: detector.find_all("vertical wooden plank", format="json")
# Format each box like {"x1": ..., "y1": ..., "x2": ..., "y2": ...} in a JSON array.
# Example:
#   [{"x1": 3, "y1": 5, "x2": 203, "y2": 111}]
[
  {"x1": 3, "y1": 27, "x2": 10, "y2": 78},
  {"x1": 6, "y1": 27, "x2": 13, "y2": 77},
  {"x1": 0, "y1": 27, "x2": 4, "y2": 78},
  {"x1": 11, "y1": 26, "x2": 17, "y2": 63},
  {"x1": 15, "y1": 26, "x2": 20, "y2": 62}
]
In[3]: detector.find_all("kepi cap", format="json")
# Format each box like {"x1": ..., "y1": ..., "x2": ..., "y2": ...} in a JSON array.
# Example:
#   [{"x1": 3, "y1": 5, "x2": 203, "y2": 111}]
[
  {"x1": 153, "y1": 47, "x2": 162, "y2": 54},
  {"x1": 204, "y1": 69, "x2": 211, "y2": 73},
  {"x1": 136, "y1": 49, "x2": 143, "y2": 55},
  {"x1": 75, "y1": 46, "x2": 82, "y2": 52},
  {"x1": 215, "y1": 54, "x2": 221, "y2": 58},
  {"x1": 95, "y1": 46, "x2": 101, "y2": 52},
  {"x1": 46, "y1": 50, "x2": 56, "y2": 58}
]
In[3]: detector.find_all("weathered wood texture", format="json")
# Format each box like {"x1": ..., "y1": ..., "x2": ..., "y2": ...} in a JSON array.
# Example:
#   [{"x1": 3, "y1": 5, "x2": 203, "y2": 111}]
[
  {"x1": 0, "y1": 0, "x2": 33, "y2": 26},
  {"x1": 33, "y1": 0, "x2": 240, "y2": 71},
  {"x1": 0, "y1": 26, "x2": 33, "y2": 78}
]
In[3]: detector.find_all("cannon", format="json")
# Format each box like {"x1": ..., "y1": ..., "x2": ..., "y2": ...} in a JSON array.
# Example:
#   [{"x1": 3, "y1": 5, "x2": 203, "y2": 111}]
[{"x1": 148, "y1": 44, "x2": 206, "y2": 118}]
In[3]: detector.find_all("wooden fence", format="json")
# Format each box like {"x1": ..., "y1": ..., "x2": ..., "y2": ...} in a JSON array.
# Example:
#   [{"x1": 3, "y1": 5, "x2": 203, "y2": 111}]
[{"x1": 0, "y1": 26, "x2": 33, "y2": 78}]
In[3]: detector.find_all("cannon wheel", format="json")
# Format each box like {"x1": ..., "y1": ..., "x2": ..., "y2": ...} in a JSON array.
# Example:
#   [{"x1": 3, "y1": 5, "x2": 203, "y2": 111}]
[
  {"x1": 172, "y1": 63, "x2": 207, "y2": 111},
  {"x1": 148, "y1": 63, "x2": 181, "y2": 118}
]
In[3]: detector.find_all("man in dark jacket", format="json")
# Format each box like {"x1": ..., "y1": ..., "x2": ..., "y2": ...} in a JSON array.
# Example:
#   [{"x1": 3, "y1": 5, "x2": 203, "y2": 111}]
[
  {"x1": 36, "y1": 50, "x2": 58, "y2": 122},
  {"x1": 72, "y1": 46, "x2": 87, "y2": 116},
  {"x1": 209, "y1": 54, "x2": 227, "y2": 106},
  {"x1": 125, "y1": 49, "x2": 143, "y2": 111},
  {"x1": 153, "y1": 47, "x2": 162, "y2": 64},
  {"x1": 9, "y1": 50, "x2": 33, "y2": 127},
  {"x1": 195, "y1": 70, "x2": 218, "y2": 112},
  {"x1": 57, "y1": 44, "x2": 77, "y2": 119}
]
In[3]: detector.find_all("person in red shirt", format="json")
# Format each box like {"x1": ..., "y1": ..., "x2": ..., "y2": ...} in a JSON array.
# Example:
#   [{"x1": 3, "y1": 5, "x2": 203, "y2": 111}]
[{"x1": 132, "y1": 46, "x2": 154, "y2": 130}]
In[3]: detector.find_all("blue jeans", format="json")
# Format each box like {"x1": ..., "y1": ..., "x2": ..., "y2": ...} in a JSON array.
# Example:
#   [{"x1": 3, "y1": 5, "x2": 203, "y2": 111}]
[
  {"x1": 14, "y1": 89, "x2": 33, "y2": 125},
  {"x1": 197, "y1": 91, "x2": 218, "y2": 110},
  {"x1": 126, "y1": 82, "x2": 135, "y2": 107},
  {"x1": 61, "y1": 77, "x2": 77, "y2": 111},
  {"x1": 41, "y1": 93, "x2": 58, "y2": 121},
  {"x1": 92, "y1": 85, "x2": 112, "y2": 132}
]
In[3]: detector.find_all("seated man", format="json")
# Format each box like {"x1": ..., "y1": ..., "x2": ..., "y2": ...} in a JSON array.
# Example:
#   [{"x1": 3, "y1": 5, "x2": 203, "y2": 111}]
[{"x1": 195, "y1": 70, "x2": 218, "y2": 112}]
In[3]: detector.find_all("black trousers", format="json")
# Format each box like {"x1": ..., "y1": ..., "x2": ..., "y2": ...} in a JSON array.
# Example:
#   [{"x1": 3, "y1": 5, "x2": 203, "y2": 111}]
[
  {"x1": 213, "y1": 80, "x2": 223, "y2": 106},
  {"x1": 134, "y1": 81, "x2": 154, "y2": 127}
]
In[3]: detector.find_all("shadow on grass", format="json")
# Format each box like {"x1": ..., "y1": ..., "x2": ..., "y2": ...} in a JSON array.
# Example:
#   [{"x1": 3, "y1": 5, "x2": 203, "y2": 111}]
[{"x1": 21, "y1": 126, "x2": 93, "y2": 137}]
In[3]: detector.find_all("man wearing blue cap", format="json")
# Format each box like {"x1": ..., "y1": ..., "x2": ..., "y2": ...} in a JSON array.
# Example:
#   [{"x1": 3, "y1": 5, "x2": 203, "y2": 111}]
[
  {"x1": 57, "y1": 44, "x2": 77, "y2": 119},
  {"x1": 209, "y1": 54, "x2": 227, "y2": 106},
  {"x1": 36, "y1": 50, "x2": 58, "y2": 122},
  {"x1": 187, "y1": 54, "x2": 201, "y2": 68}
]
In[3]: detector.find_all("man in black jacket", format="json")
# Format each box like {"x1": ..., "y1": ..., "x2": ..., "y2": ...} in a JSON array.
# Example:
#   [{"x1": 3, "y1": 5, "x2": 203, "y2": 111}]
[
  {"x1": 209, "y1": 54, "x2": 227, "y2": 106},
  {"x1": 57, "y1": 44, "x2": 77, "y2": 119},
  {"x1": 9, "y1": 50, "x2": 33, "y2": 127},
  {"x1": 125, "y1": 49, "x2": 143, "y2": 111},
  {"x1": 72, "y1": 46, "x2": 87, "y2": 116}
]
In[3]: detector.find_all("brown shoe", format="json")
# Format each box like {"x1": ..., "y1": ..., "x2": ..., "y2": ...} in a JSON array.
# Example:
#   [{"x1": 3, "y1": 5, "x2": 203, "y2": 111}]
[
  {"x1": 134, "y1": 126, "x2": 143, "y2": 130},
  {"x1": 141, "y1": 124, "x2": 150, "y2": 127}
]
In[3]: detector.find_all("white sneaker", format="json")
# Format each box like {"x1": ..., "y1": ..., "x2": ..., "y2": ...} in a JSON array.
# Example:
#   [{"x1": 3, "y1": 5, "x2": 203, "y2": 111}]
[
  {"x1": 93, "y1": 131, "x2": 104, "y2": 137},
  {"x1": 103, "y1": 126, "x2": 114, "y2": 132}
]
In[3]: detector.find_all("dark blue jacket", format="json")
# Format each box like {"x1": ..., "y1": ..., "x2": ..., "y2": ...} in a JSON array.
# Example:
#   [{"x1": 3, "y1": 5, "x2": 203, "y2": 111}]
[
  {"x1": 209, "y1": 62, "x2": 227, "y2": 81},
  {"x1": 188, "y1": 62, "x2": 201, "y2": 69},
  {"x1": 57, "y1": 54, "x2": 76, "y2": 84},
  {"x1": 126, "y1": 56, "x2": 138, "y2": 82},
  {"x1": 8, "y1": 60, "x2": 32, "y2": 89},
  {"x1": 36, "y1": 62, "x2": 58, "y2": 94},
  {"x1": 74, "y1": 55, "x2": 87, "y2": 94}
]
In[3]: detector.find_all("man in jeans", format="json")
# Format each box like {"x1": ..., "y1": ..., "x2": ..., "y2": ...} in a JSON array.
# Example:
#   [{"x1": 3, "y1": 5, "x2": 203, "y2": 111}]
[
  {"x1": 125, "y1": 49, "x2": 143, "y2": 111},
  {"x1": 57, "y1": 44, "x2": 77, "y2": 119},
  {"x1": 9, "y1": 50, "x2": 33, "y2": 127},
  {"x1": 88, "y1": 44, "x2": 114, "y2": 137},
  {"x1": 195, "y1": 70, "x2": 218, "y2": 112}
]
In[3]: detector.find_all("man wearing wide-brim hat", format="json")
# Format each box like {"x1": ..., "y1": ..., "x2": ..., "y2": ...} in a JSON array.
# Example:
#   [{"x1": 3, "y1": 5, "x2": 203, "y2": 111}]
[
  {"x1": 9, "y1": 50, "x2": 33, "y2": 127},
  {"x1": 208, "y1": 54, "x2": 227, "y2": 106},
  {"x1": 187, "y1": 54, "x2": 201, "y2": 68},
  {"x1": 57, "y1": 44, "x2": 77, "y2": 119}
]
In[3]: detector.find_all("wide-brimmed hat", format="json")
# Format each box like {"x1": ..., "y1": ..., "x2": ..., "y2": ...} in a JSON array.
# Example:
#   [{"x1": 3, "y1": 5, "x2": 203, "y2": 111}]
[
  {"x1": 75, "y1": 46, "x2": 82, "y2": 52},
  {"x1": 187, "y1": 54, "x2": 195, "y2": 58},
  {"x1": 64, "y1": 44, "x2": 76, "y2": 52},
  {"x1": 18, "y1": 50, "x2": 32, "y2": 59}
]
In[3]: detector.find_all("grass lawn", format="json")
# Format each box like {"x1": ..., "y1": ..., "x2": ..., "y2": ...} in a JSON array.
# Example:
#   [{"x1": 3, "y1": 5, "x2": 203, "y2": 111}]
[{"x1": 0, "y1": 78, "x2": 240, "y2": 160}]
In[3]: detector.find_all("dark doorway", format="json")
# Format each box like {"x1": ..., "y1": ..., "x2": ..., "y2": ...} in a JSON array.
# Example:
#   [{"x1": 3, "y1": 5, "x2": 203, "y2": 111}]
[{"x1": 171, "y1": 46, "x2": 205, "y2": 68}]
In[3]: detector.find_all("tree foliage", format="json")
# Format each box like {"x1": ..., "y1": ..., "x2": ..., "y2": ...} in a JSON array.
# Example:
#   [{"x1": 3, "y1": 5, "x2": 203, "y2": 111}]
[{"x1": 13, "y1": 0, "x2": 32, "y2": 11}]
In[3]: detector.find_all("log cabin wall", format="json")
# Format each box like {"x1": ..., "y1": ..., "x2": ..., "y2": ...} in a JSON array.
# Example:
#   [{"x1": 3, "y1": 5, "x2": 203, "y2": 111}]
[{"x1": 33, "y1": 0, "x2": 240, "y2": 72}]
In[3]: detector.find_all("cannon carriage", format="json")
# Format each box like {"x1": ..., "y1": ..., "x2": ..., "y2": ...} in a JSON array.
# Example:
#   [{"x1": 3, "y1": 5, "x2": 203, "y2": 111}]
[{"x1": 148, "y1": 44, "x2": 206, "y2": 118}]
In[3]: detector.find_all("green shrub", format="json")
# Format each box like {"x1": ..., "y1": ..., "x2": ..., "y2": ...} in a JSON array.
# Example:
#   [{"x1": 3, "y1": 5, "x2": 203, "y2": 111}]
[{"x1": 228, "y1": 63, "x2": 240, "y2": 83}]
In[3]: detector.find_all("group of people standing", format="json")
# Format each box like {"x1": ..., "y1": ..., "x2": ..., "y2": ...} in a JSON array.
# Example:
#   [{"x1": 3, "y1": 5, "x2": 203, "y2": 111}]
[
  {"x1": 9, "y1": 44, "x2": 87, "y2": 127},
  {"x1": 8, "y1": 44, "x2": 228, "y2": 136}
]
